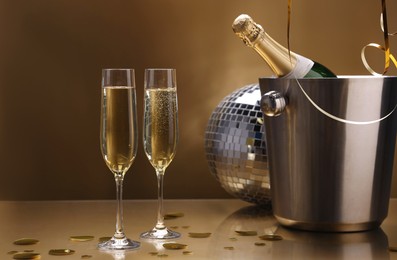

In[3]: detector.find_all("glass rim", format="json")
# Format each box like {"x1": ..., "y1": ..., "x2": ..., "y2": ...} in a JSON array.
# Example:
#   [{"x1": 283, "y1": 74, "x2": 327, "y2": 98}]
[
  {"x1": 145, "y1": 68, "x2": 175, "y2": 71},
  {"x1": 102, "y1": 68, "x2": 135, "y2": 72}
]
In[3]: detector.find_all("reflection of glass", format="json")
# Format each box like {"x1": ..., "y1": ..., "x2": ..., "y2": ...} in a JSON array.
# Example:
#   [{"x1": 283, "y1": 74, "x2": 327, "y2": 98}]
[
  {"x1": 98, "y1": 69, "x2": 140, "y2": 250},
  {"x1": 100, "y1": 250, "x2": 126, "y2": 260},
  {"x1": 145, "y1": 239, "x2": 168, "y2": 252},
  {"x1": 140, "y1": 69, "x2": 180, "y2": 240},
  {"x1": 209, "y1": 205, "x2": 390, "y2": 259}
]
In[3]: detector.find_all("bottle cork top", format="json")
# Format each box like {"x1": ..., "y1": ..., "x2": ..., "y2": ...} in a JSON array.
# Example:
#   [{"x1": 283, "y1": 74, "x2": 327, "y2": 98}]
[{"x1": 232, "y1": 14, "x2": 263, "y2": 47}]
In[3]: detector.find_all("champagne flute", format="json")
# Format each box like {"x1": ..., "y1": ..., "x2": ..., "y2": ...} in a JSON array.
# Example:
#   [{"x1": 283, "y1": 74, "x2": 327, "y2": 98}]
[
  {"x1": 99, "y1": 68, "x2": 140, "y2": 250},
  {"x1": 140, "y1": 68, "x2": 180, "y2": 239}
]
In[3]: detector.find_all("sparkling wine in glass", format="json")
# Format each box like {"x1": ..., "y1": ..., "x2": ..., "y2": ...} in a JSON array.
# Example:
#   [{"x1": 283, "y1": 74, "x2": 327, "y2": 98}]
[
  {"x1": 99, "y1": 68, "x2": 140, "y2": 250},
  {"x1": 140, "y1": 68, "x2": 180, "y2": 239}
]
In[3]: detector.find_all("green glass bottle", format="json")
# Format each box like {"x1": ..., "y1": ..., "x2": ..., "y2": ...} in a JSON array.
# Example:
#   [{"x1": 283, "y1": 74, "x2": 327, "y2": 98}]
[{"x1": 232, "y1": 14, "x2": 336, "y2": 78}]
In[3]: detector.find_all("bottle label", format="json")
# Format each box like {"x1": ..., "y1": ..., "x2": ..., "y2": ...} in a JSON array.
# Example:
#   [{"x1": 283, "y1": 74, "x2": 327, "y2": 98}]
[{"x1": 284, "y1": 54, "x2": 314, "y2": 78}]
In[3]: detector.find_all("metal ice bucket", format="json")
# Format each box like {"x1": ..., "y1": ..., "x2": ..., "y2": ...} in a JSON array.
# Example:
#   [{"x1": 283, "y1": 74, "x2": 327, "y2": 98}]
[{"x1": 259, "y1": 76, "x2": 397, "y2": 232}]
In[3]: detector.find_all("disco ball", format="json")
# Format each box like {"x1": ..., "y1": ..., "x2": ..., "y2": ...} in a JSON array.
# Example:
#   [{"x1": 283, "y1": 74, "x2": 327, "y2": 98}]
[{"x1": 204, "y1": 83, "x2": 271, "y2": 206}]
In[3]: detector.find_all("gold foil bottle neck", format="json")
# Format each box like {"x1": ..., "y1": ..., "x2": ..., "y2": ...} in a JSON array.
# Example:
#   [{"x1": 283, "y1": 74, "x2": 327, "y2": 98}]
[
  {"x1": 232, "y1": 14, "x2": 263, "y2": 47},
  {"x1": 232, "y1": 14, "x2": 297, "y2": 77}
]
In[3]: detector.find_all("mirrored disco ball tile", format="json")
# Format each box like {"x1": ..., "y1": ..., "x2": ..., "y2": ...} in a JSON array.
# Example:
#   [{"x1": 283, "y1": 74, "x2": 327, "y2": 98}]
[{"x1": 204, "y1": 84, "x2": 271, "y2": 206}]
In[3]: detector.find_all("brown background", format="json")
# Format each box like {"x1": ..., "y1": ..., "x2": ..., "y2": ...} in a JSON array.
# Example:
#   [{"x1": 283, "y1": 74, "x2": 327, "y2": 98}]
[{"x1": 0, "y1": 0, "x2": 396, "y2": 200}]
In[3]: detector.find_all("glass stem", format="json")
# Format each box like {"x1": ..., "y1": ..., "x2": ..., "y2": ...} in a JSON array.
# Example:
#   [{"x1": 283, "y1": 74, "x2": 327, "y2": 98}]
[
  {"x1": 155, "y1": 169, "x2": 166, "y2": 230},
  {"x1": 114, "y1": 174, "x2": 126, "y2": 239}
]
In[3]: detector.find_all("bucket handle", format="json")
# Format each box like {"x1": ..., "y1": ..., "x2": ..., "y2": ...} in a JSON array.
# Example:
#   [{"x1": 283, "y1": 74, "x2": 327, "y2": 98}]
[{"x1": 261, "y1": 78, "x2": 397, "y2": 125}]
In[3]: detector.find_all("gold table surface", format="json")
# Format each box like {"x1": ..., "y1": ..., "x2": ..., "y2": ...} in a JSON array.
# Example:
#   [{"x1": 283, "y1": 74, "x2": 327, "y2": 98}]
[{"x1": 0, "y1": 199, "x2": 396, "y2": 260}]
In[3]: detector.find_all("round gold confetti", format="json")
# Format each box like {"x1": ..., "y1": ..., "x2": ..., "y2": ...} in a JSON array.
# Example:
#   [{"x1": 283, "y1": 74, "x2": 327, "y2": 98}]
[
  {"x1": 389, "y1": 246, "x2": 397, "y2": 252},
  {"x1": 254, "y1": 242, "x2": 266, "y2": 246},
  {"x1": 12, "y1": 252, "x2": 41, "y2": 259},
  {"x1": 229, "y1": 237, "x2": 238, "y2": 241},
  {"x1": 235, "y1": 230, "x2": 257, "y2": 236},
  {"x1": 163, "y1": 243, "x2": 187, "y2": 250},
  {"x1": 224, "y1": 246, "x2": 234, "y2": 250},
  {"x1": 182, "y1": 226, "x2": 190, "y2": 229},
  {"x1": 183, "y1": 251, "x2": 193, "y2": 255},
  {"x1": 188, "y1": 232, "x2": 211, "y2": 238},
  {"x1": 81, "y1": 255, "x2": 93, "y2": 259},
  {"x1": 164, "y1": 212, "x2": 184, "y2": 220},
  {"x1": 48, "y1": 249, "x2": 75, "y2": 256},
  {"x1": 8, "y1": 251, "x2": 19, "y2": 255},
  {"x1": 13, "y1": 238, "x2": 39, "y2": 245},
  {"x1": 70, "y1": 236, "x2": 94, "y2": 242},
  {"x1": 259, "y1": 234, "x2": 283, "y2": 241},
  {"x1": 157, "y1": 254, "x2": 168, "y2": 257},
  {"x1": 149, "y1": 252, "x2": 158, "y2": 256}
]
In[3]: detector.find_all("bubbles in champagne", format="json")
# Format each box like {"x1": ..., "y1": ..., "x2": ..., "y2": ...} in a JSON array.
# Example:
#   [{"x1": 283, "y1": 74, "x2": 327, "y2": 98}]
[{"x1": 144, "y1": 88, "x2": 178, "y2": 170}]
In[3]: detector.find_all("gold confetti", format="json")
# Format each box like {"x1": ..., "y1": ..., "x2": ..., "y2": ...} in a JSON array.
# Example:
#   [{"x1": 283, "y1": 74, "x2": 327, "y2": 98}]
[
  {"x1": 70, "y1": 235, "x2": 94, "y2": 242},
  {"x1": 254, "y1": 242, "x2": 266, "y2": 246},
  {"x1": 170, "y1": 226, "x2": 179, "y2": 229},
  {"x1": 224, "y1": 246, "x2": 234, "y2": 250},
  {"x1": 13, "y1": 238, "x2": 39, "y2": 245},
  {"x1": 163, "y1": 243, "x2": 187, "y2": 250},
  {"x1": 164, "y1": 212, "x2": 184, "y2": 220},
  {"x1": 183, "y1": 251, "x2": 193, "y2": 255},
  {"x1": 98, "y1": 237, "x2": 112, "y2": 243},
  {"x1": 23, "y1": 250, "x2": 34, "y2": 252},
  {"x1": 258, "y1": 234, "x2": 283, "y2": 241},
  {"x1": 157, "y1": 254, "x2": 168, "y2": 257},
  {"x1": 188, "y1": 232, "x2": 211, "y2": 238},
  {"x1": 48, "y1": 249, "x2": 75, "y2": 256},
  {"x1": 390, "y1": 246, "x2": 397, "y2": 252},
  {"x1": 182, "y1": 226, "x2": 190, "y2": 229},
  {"x1": 229, "y1": 237, "x2": 237, "y2": 241},
  {"x1": 81, "y1": 255, "x2": 93, "y2": 259},
  {"x1": 12, "y1": 252, "x2": 41, "y2": 259},
  {"x1": 8, "y1": 251, "x2": 19, "y2": 255},
  {"x1": 235, "y1": 230, "x2": 257, "y2": 236},
  {"x1": 149, "y1": 252, "x2": 158, "y2": 256}
]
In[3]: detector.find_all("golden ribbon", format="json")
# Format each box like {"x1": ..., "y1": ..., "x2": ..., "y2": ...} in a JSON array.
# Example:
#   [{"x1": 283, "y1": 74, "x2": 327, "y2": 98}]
[
  {"x1": 285, "y1": 0, "x2": 397, "y2": 124},
  {"x1": 287, "y1": 0, "x2": 292, "y2": 61},
  {"x1": 361, "y1": 0, "x2": 397, "y2": 75}
]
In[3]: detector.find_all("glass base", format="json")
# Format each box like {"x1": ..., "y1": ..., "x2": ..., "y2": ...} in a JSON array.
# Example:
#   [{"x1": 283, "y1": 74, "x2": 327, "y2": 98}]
[
  {"x1": 140, "y1": 227, "x2": 181, "y2": 240},
  {"x1": 98, "y1": 236, "x2": 140, "y2": 250}
]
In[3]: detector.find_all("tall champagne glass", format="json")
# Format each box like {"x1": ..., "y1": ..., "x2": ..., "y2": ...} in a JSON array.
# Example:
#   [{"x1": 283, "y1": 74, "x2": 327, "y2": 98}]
[
  {"x1": 99, "y1": 68, "x2": 140, "y2": 250},
  {"x1": 140, "y1": 68, "x2": 180, "y2": 239}
]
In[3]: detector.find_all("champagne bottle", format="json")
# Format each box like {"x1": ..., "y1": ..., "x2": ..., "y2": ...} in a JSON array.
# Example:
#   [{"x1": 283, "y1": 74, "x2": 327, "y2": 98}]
[{"x1": 232, "y1": 14, "x2": 336, "y2": 78}]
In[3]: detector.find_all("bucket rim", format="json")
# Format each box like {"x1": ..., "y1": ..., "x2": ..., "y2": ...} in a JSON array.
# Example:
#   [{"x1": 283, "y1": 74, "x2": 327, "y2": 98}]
[{"x1": 258, "y1": 75, "x2": 397, "y2": 125}]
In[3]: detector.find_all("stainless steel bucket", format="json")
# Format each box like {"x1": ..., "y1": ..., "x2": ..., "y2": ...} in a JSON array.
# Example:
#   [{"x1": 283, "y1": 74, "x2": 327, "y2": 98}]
[{"x1": 258, "y1": 76, "x2": 397, "y2": 232}]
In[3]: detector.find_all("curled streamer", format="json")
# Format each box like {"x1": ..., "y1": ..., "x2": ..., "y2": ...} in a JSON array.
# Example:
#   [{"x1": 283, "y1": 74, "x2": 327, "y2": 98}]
[
  {"x1": 287, "y1": 0, "x2": 292, "y2": 61},
  {"x1": 361, "y1": 0, "x2": 397, "y2": 75},
  {"x1": 286, "y1": 0, "x2": 397, "y2": 124}
]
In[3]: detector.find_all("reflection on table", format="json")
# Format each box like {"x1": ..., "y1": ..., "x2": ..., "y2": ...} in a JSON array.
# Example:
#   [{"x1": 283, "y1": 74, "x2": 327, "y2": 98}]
[
  {"x1": 0, "y1": 199, "x2": 395, "y2": 259},
  {"x1": 209, "y1": 205, "x2": 391, "y2": 259}
]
